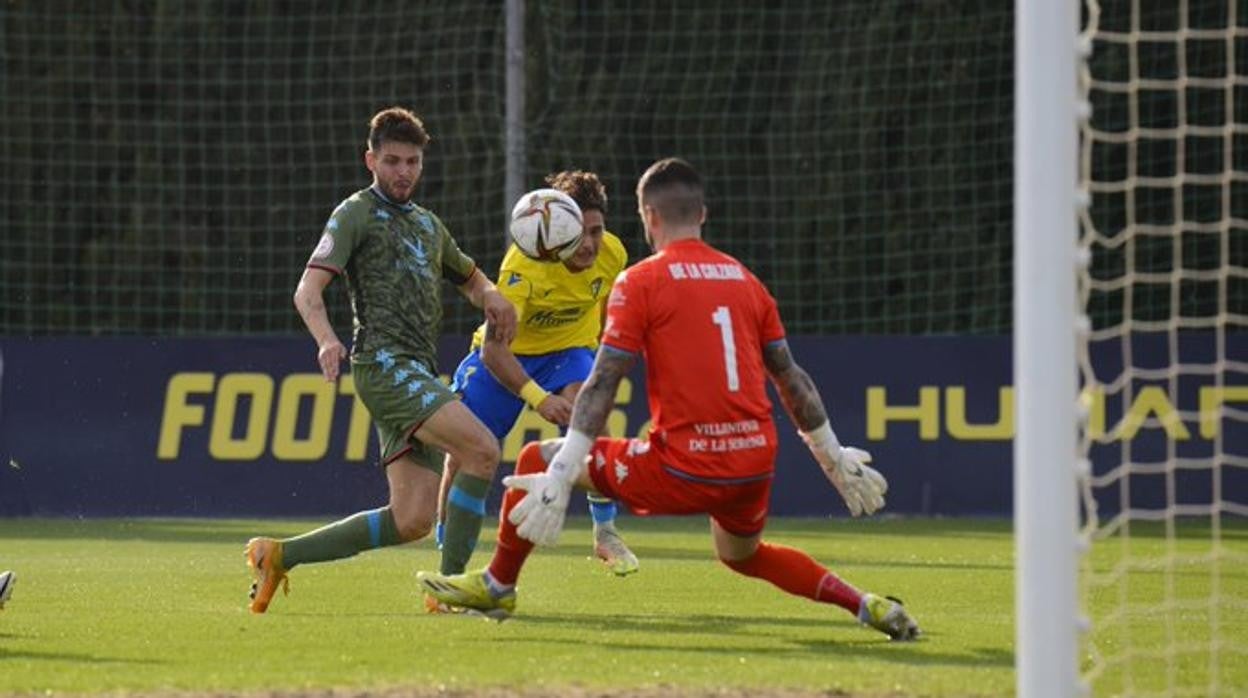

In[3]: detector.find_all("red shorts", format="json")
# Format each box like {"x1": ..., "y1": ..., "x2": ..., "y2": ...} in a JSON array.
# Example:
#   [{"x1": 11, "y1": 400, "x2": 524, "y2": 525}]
[{"x1": 585, "y1": 437, "x2": 773, "y2": 537}]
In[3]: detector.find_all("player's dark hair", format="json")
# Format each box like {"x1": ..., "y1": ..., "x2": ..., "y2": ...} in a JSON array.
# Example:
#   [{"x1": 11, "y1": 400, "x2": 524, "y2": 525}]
[
  {"x1": 545, "y1": 170, "x2": 608, "y2": 214},
  {"x1": 636, "y1": 157, "x2": 703, "y2": 225},
  {"x1": 368, "y1": 107, "x2": 431, "y2": 151}
]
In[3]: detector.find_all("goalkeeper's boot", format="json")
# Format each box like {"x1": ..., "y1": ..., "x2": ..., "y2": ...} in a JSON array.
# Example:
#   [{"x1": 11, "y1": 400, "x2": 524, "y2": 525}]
[
  {"x1": 416, "y1": 568, "x2": 516, "y2": 621},
  {"x1": 858, "y1": 593, "x2": 920, "y2": 641},
  {"x1": 245, "y1": 537, "x2": 289, "y2": 614},
  {"x1": 0, "y1": 570, "x2": 14, "y2": 610},
  {"x1": 593, "y1": 526, "x2": 640, "y2": 576}
]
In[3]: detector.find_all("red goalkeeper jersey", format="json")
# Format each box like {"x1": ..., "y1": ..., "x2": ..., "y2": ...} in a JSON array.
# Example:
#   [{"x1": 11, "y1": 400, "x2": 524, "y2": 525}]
[{"x1": 602, "y1": 238, "x2": 785, "y2": 481}]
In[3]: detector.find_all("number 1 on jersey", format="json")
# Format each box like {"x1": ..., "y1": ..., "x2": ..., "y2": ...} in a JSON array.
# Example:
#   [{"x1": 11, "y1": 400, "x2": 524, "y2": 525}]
[{"x1": 712, "y1": 306, "x2": 740, "y2": 392}]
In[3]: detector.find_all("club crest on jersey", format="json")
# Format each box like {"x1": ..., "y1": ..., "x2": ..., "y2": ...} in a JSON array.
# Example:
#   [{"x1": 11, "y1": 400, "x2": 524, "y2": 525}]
[
  {"x1": 590, "y1": 278, "x2": 604, "y2": 298},
  {"x1": 312, "y1": 232, "x2": 335, "y2": 259},
  {"x1": 614, "y1": 460, "x2": 629, "y2": 482},
  {"x1": 594, "y1": 452, "x2": 607, "y2": 470},
  {"x1": 397, "y1": 236, "x2": 432, "y2": 278},
  {"x1": 507, "y1": 272, "x2": 523, "y2": 286}
]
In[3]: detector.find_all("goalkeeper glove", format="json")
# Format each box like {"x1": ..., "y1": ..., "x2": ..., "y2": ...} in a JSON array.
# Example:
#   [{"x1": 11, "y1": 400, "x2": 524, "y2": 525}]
[
  {"x1": 800, "y1": 422, "x2": 888, "y2": 517},
  {"x1": 504, "y1": 430, "x2": 592, "y2": 546}
]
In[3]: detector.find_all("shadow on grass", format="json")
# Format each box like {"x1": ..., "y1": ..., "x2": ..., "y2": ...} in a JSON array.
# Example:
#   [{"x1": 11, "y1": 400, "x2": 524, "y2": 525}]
[
  {"x1": 459, "y1": 612, "x2": 1014, "y2": 668},
  {"x1": 0, "y1": 518, "x2": 296, "y2": 545},
  {"x1": 0, "y1": 646, "x2": 167, "y2": 665},
  {"x1": 508, "y1": 610, "x2": 837, "y2": 634}
]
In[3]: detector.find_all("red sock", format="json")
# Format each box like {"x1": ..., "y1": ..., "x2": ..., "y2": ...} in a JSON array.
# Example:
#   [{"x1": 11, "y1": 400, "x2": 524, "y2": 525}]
[
  {"x1": 487, "y1": 442, "x2": 544, "y2": 586},
  {"x1": 721, "y1": 541, "x2": 863, "y2": 615}
]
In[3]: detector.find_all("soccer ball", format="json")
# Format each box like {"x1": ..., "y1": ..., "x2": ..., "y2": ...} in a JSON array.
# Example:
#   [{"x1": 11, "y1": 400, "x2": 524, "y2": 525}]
[{"x1": 509, "y1": 188, "x2": 584, "y2": 262}]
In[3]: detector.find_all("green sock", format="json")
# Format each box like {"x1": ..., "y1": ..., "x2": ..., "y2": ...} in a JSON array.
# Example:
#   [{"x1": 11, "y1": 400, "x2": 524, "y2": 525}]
[
  {"x1": 281, "y1": 506, "x2": 402, "y2": 569},
  {"x1": 440, "y1": 472, "x2": 490, "y2": 575}
]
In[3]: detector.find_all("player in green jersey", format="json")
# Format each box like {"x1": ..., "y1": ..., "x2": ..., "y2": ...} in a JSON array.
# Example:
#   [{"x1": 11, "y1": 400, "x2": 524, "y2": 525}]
[{"x1": 244, "y1": 106, "x2": 517, "y2": 614}]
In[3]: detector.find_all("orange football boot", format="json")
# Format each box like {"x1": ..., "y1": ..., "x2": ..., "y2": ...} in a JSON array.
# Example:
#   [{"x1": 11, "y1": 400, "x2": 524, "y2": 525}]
[{"x1": 245, "y1": 537, "x2": 289, "y2": 614}]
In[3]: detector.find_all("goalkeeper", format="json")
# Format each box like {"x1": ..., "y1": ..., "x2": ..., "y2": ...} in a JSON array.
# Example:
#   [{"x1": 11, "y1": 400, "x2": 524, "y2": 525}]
[
  {"x1": 432, "y1": 170, "x2": 639, "y2": 595},
  {"x1": 419, "y1": 158, "x2": 920, "y2": 640}
]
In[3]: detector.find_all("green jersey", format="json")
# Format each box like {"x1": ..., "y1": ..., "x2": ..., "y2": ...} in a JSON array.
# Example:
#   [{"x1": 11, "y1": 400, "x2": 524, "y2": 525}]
[{"x1": 307, "y1": 187, "x2": 476, "y2": 365}]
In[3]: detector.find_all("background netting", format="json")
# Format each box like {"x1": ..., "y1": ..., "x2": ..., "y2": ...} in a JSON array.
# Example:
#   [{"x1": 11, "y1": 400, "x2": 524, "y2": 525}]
[
  {"x1": 0, "y1": 1, "x2": 1014, "y2": 337},
  {"x1": 1078, "y1": 0, "x2": 1247, "y2": 695}
]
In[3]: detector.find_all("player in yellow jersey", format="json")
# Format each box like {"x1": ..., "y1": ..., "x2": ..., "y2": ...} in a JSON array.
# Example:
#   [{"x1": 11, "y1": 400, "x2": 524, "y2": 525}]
[{"x1": 433, "y1": 170, "x2": 639, "y2": 588}]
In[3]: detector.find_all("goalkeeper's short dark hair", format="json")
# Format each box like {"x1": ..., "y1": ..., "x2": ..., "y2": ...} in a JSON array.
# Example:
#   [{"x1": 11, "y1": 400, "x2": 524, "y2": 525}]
[
  {"x1": 545, "y1": 170, "x2": 608, "y2": 214},
  {"x1": 368, "y1": 107, "x2": 431, "y2": 151},
  {"x1": 637, "y1": 157, "x2": 704, "y2": 225}
]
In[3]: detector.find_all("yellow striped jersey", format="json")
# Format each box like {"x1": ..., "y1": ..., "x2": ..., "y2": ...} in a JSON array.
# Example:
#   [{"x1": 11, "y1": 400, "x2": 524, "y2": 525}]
[{"x1": 471, "y1": 231, "x2": 627, "y2": 355}]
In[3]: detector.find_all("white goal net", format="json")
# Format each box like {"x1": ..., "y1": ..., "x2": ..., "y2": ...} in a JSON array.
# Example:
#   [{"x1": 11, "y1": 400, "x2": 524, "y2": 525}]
[{"x1": 1077, "y1": 0, "x2": 1248, "y2": 695}]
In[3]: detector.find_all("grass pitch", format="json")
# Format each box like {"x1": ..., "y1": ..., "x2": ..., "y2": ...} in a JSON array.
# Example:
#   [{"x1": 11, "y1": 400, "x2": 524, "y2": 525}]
[{"x1": 0, "y1": 516, "x2": 1242, "y2": 697}]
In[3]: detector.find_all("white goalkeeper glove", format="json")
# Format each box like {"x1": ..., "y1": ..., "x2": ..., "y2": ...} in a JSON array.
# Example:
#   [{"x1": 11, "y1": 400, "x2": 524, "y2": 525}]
[
  {"x1": 504, "y1": 472, "x2": 572, "y2": 546},
  {"x1": 800, "y1": 422, "x2": 888, "y2": 517},
  {"x1": 504, "y1": 431, "x2": 592, "y2": 546}
]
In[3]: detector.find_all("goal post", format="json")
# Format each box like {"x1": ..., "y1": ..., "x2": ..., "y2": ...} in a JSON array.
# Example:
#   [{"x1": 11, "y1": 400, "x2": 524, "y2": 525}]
[
  {"x1": 1014, "y1": 1, "x2": 1081, "y2": 697},
  {"x1": 504, "y1": 0, "x2": 526, "y2": 235}
]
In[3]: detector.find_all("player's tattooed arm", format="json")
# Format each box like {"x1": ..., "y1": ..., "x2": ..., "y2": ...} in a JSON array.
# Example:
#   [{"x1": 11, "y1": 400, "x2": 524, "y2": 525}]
[
  {"x1": 570, "y1": 347, "x2": 636, "y2": 436},
  {"x1": 763, "y1": 339, "x2": 829, "y2": 431}
]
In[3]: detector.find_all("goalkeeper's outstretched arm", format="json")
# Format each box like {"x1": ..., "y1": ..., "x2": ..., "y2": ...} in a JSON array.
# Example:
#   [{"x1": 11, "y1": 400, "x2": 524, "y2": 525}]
[{"x1": 763, "y1": 339, "x2": 888, "y2": 517}]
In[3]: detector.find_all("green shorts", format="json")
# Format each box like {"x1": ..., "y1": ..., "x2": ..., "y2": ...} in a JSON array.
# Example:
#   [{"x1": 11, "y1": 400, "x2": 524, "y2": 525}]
[{"x1": 351, "y1": 357, "x2": 458, "y2": 472}]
